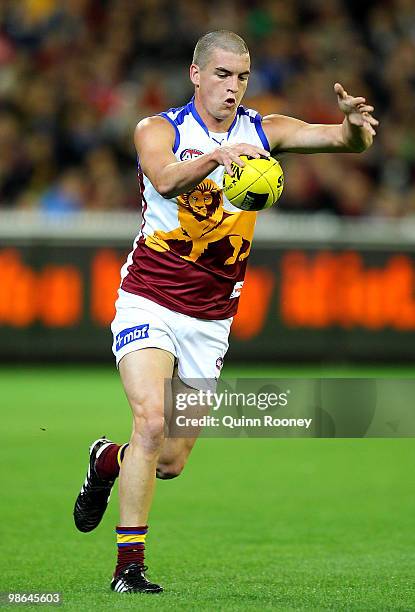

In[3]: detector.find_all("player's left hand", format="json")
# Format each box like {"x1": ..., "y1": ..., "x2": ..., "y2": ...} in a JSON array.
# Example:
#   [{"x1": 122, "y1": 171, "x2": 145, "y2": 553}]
[{"x1": 334, "y1": 82, "x2": 379, "y2": 136}]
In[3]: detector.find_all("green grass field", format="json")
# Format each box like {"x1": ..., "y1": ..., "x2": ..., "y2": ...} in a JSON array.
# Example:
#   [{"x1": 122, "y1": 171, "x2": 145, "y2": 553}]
[{"x1": 1, "y1": 365, "x2": 415, "y2": 611}]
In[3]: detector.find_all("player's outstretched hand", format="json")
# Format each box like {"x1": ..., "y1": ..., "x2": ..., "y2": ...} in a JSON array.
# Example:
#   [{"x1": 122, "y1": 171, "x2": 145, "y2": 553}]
[
  {"x1": 334, "y1": 82, "x2": 379, "y2": 136},
  {"x1": 211, "y1": 143, "x2": 270, "y2": 176}
]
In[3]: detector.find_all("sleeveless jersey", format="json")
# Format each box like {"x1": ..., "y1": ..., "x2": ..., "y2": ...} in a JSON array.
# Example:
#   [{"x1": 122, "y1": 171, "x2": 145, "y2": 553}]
[{"x1": 121, "y1": 97, "x2": 270, "y2": 320}]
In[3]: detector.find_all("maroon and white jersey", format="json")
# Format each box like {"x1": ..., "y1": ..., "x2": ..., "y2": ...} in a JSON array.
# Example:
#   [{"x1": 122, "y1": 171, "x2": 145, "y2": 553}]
[{"x1": 121, "y1": 97, "x2": 270, "y2": 320}]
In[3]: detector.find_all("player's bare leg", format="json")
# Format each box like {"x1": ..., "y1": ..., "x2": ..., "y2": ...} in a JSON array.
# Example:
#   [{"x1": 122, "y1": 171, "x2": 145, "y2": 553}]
[
  {"x1": 111, "y1": 347, "x2": 174, "y2": 594},
  {"x1": 118, "y1": 348, "x2": 174, "y2": 524},
  {"x1": 156, "y1": 371, "x2": 206, "y2": 479},
  {"x1": 75, "y1": 358, "x2": 208, "y2": 591},
  {"x1": 77, "y1": 365, "x2": 205, "y2": 525},
  {"x1": 156, "y1": 437, "x2": 198, "y2": 479}
]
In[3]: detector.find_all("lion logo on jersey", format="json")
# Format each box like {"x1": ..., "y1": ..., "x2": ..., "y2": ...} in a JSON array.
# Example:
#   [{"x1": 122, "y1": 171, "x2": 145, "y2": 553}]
[
  {"x1": 179, "y1": 179, "x2": 223, "y2": 226},
  {"x1": 145, "y1": 178, "x2": 254, "y2": 264}
]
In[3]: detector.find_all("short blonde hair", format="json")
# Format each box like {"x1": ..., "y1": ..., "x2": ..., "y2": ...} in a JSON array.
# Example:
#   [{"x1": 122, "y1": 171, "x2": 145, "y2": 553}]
[{"x1": 193, "y1": 31, "x2": 249, "y2": 69}]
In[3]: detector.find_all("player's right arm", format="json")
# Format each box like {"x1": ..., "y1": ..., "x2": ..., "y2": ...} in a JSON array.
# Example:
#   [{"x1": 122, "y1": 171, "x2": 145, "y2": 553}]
[{"x1": 135, "y1": 117, "x2": 269, "y2": 198}]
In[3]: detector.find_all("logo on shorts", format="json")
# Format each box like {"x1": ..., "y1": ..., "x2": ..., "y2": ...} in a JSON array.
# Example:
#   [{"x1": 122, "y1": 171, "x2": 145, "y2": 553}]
[
  {"x1": 115, "y1": 324, "x2": 149, "y2": 351},
  {"x1": 180, "y1": 148, "x2": 203, "y2": 160},
  {"x1": 216, "y1": 357, "x2": 224, "y2": 371}
]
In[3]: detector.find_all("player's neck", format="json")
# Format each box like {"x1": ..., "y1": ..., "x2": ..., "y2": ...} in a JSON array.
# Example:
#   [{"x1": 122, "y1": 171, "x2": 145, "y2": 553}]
[{"x1": 193, "y1": 95, "x2": 236, "y2": 133}]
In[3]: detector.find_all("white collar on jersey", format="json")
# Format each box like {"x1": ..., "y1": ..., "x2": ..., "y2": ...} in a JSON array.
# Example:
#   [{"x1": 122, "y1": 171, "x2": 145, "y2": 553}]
[{"x1": 208, "y1": 131, "x2": 227, "y2": 146}]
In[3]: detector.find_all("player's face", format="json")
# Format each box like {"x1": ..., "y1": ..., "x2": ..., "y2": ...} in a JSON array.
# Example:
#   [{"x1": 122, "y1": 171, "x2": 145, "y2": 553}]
[{"x1": 192, "y1": 49, "x2": 250, "y2": 122}]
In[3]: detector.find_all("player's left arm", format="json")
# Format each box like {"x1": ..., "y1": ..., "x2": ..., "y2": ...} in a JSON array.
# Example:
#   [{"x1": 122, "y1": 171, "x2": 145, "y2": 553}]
[{"x1": 262, "y1": 82, "x2": 379, "y2": 154}]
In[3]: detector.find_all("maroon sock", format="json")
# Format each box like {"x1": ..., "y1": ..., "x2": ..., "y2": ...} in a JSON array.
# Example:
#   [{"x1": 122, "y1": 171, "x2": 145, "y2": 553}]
[
  {"x1": 95, "y1": 443, "x2": 128, "y2": 480},
  {"x1": 115, "y1": 525, "x2": 148, "y2": 576}
]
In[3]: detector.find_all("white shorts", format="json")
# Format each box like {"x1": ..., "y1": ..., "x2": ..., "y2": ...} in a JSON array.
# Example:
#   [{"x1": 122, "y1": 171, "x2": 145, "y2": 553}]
[{"x1": 111, "y1": 289, "x2": 232, "y2": 388}]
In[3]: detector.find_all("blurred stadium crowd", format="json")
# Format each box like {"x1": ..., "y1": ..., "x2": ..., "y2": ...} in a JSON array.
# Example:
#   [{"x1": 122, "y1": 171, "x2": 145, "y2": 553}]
[{"x1": 0, "y1": 0, "x2": 414, "y2": 216}]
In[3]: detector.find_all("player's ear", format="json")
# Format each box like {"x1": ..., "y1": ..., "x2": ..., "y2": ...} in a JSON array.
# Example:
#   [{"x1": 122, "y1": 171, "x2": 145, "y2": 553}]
[{"x1": 190, "y1": 63, "x2": 200, "y2": 88}]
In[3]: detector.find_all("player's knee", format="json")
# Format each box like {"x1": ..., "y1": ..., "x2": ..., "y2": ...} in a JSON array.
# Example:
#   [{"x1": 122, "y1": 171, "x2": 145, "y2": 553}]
[
  {"x1": 156, "y1": 461, "x2": 184, "y2": 480},
  {"x1": 132, "y1": 411, "x2": 165, "y2": 453},
  {"x1": 129, "y1": 391, "x2": 164, "y2": 420}
]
